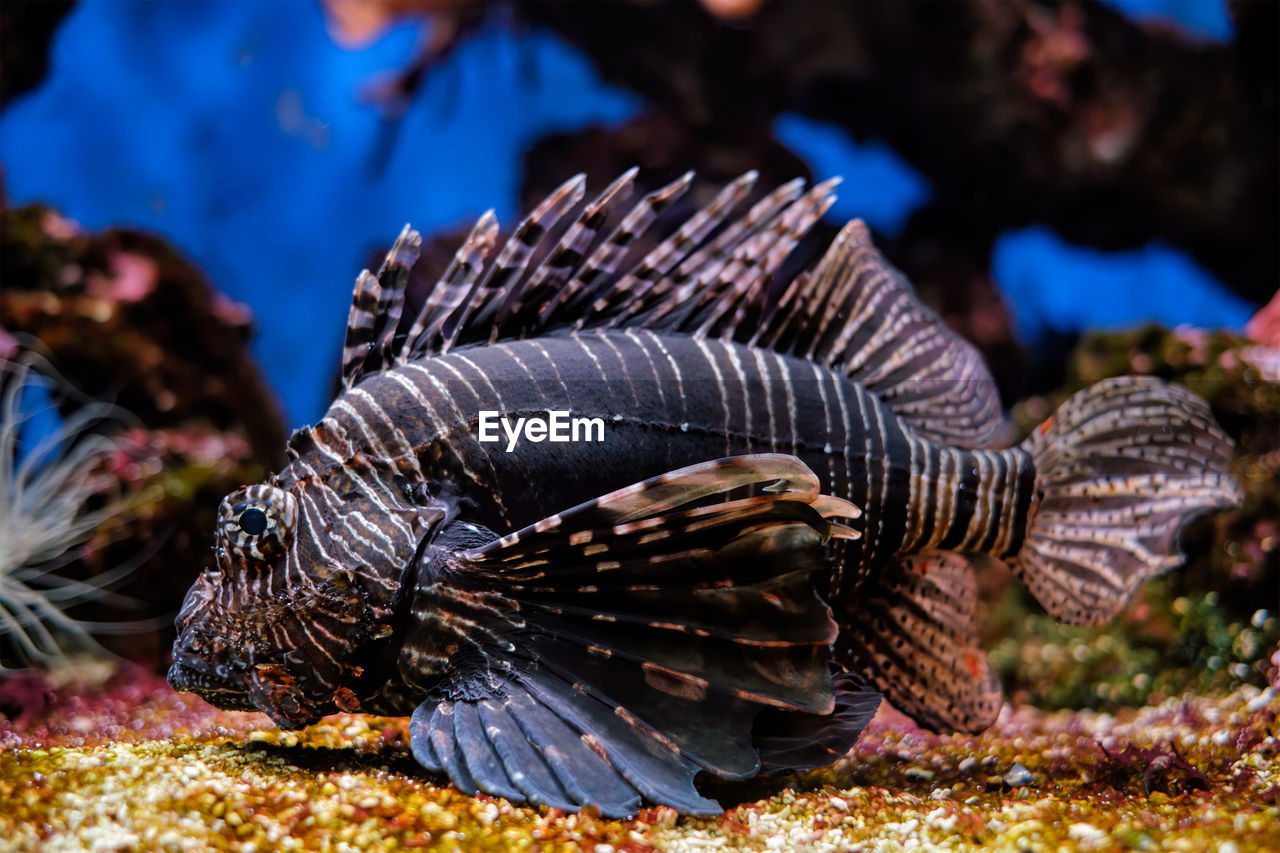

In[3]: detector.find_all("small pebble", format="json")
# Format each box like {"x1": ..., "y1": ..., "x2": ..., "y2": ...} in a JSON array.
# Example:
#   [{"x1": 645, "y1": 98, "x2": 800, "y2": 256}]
[
  {"x1": 1003, "y1": 762, "x2": 1034, "y2": 787},
  {"x1": 1246, "y1": 688, "x2": 1275, "y2": 713},
  {"x1": 1069, "y1": 822, "x2": 1108, "y2": 850}
]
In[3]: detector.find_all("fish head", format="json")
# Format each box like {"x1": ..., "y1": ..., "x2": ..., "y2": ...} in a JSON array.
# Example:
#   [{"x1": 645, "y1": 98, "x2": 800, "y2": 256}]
[{"x1": 168, "y1": 480, "x2": 405, "y2": 729}]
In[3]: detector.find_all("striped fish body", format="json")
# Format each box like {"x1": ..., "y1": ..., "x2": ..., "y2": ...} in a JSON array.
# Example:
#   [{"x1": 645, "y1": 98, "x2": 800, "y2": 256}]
[
  {"x1": 170, "y1": 170, "x2": 1240, "y2": 817},
  {"x1": 307, "y1": 331, "x2": 1033, "y2": 600}
]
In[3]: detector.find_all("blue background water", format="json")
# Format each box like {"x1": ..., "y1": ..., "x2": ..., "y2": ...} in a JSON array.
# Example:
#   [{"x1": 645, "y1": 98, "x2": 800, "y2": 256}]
[{"x1": 0, "y1": 0, "x2": 1254, "y2": 426}]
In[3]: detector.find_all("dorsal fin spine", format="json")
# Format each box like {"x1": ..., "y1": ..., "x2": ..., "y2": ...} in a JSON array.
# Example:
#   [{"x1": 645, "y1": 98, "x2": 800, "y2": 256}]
[
  {"x1": 676, "y1": 177, "x2": 806, "y2": 285},
  {"x1": 373, "y1": 224, "x2": 420, "y2": 360},
  {"x1": 640, "y1": 177, "x2": 826, "y2": 334},
  {"x1": 625, "y1": 177, "x2": 807, "y2": 330},
  {"x1": 493, "y1": 168, "x2": 638, "y2": 340},
  {"x1": 801, "y1": 223, "x2": 864, "y2": 362},
  {"x1": 748, "y1": 270, "x2": 809, "y2": 351},
  {"x1": 341, "y1": 271, "x2": 380, "y2": 389},
  {"x1": 592, "y1": 171, "x2": 759, "y2": 328},
  {"x1": 476, "y1": 174, "x2": 586, "y2": 294},
  {"x1": 359, "y1": 169, "x2": 1003, "y2": 447},
  {"x1": 400, "y1": 211, "x2": 499, "y2": 362},
  {"x1": 726, "y1": 198, "x2": 832, "y2": 341},
  {"x1": 544, "y1": 172, "x2": 693, "y2": 327},
  {"x1": 442, "y1": 174, "x2": 585, "y2": 353},
  {"x1": 691, "y1": 179, "x2": 839, "y2": 337},
  {"x1": 342, "y1": 224, "x2": 421, "y2": 388}
]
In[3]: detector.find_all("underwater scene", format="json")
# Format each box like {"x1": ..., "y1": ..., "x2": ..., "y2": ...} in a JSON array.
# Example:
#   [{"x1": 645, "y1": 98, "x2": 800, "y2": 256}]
[{"x1": 1, "y1": 1, "x2": 1277, "y2": 850}]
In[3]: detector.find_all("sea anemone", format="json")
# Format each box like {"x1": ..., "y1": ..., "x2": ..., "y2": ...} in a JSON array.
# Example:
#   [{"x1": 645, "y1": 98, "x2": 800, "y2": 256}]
[{"x1": 0, "y1": 354, "x2": 137, "y2": 671}]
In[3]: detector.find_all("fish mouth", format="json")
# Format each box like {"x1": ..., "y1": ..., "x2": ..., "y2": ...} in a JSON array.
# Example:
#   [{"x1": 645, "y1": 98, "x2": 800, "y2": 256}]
[
  {"x1": 167, "y1": 650, "x2": 326, "y2": 727},
  {"x1": 166, "y1": 660, "x2": 258, "y2": 712}
]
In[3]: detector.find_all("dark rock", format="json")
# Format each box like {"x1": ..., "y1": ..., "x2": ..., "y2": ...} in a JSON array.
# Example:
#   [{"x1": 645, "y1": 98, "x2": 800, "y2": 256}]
[{"x1": 0, "y1": 204, "x2": 287, "y2": 668}]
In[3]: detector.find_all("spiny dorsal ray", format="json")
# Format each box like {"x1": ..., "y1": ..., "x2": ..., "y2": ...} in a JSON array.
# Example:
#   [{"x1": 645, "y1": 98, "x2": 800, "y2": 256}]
[{"x1": 344, "y1": 170, "x2": 1004, "y2": 448}]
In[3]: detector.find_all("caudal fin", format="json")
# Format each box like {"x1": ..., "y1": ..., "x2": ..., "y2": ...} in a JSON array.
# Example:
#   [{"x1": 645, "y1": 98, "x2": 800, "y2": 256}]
[{"x1": 1012, "y1": 376, "x2": 1241, "y2": 625}]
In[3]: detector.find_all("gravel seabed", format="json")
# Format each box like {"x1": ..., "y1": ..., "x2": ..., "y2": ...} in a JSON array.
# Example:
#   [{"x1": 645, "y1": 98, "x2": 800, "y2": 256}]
[{"x1": 2, "y1": 674, "x2": 1276, "y2": 852}]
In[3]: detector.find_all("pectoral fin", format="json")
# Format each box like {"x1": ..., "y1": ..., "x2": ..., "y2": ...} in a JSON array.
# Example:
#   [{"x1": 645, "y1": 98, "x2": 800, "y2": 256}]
[
  {"x1": 407, "y1": 454, "x2": 865, "y2": 815},
  {"x1": 754, "y1": 667, "x2": 882, "y2": 774}
]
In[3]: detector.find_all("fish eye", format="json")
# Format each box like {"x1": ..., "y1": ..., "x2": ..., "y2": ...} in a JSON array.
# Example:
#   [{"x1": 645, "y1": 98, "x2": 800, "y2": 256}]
[
  {"x1": 239, "y1": 507, "x2": 268, "y2": 536},
  {"x1": 217, "y1": 485, "x2": 298, "y2": 564}
]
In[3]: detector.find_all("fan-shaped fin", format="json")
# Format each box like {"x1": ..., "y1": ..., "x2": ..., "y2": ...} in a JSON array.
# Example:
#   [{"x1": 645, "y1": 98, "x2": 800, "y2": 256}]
[
  {"x1": 513, "y1": 572, "x2": 837, "y2": 713},
  {"x1": 517, "y1": 630, "x2": 785, "y2": 778},
  {"x1": 470, "y1": 492, "x2": 858, "y2": 582},
  {"x1": 754, "y1": 668, "x2": 881, "y2": 773},
  {"x1": 474, "y1": 696, "x2": 580, "y2": 811},
  {"x1": 410, "y1": 703, "x2": 478, "y2": 794},
  {"x1": 516, "y1": 665, "x2": 722, "y2": 814},
  {"x1": 463, "y1": 454, "x2": 859, "y2": 555},
  {"x1": 411, "y1": 671, "x2": 705, "y2": 817},
  {"x1": 766, "y1": 221, "x2": 1002, "y2": 446},
  {"x1": 407, "y1": 703, "x2": 443, "y2": 771},
  {"x1": 403, "y1": 454, "x2": 869, "y2": 814},
  {"x1": 1012, "y1": 376, "x2": 1241, "y2": 624},
  {"x1": 501, "y1": 682, "x2": 644, "y2": 814},
  {"x1": 450, "y1": 700, "x2": 526, "y2": 803}
]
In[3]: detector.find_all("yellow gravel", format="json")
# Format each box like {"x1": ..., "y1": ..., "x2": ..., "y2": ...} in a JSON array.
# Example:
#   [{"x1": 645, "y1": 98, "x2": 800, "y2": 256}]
[{"x1": 2, "y1": 685, "x2": 1277, "y2": 852}]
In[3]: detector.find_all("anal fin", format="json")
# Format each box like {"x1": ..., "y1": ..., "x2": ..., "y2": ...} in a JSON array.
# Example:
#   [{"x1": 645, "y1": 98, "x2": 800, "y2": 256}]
[{"x1": 834, "y1": 550, "x2": 1002, "y2": 733}]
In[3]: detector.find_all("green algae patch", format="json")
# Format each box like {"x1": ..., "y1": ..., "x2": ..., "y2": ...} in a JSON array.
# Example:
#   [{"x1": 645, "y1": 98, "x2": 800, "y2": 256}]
[{"x1": 3, "y1": 681, "x2": 1277, "y2": 852}]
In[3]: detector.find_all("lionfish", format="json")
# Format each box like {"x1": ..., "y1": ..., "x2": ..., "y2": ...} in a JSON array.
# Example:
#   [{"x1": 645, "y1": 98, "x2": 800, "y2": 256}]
[{"x1": 169, "y1": 170, "x2": 1240, "y2": 816}]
